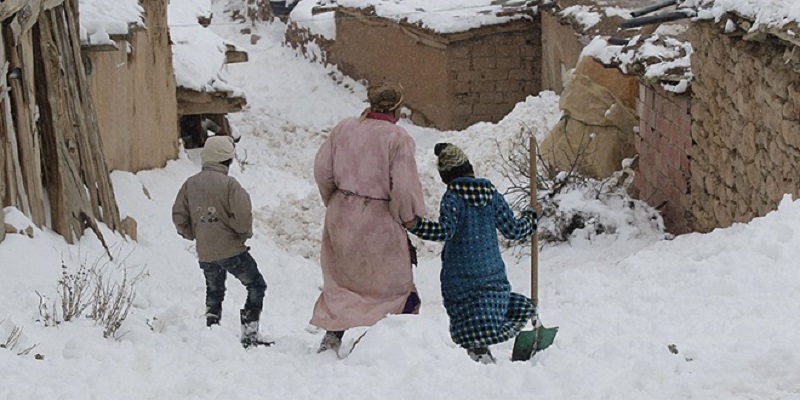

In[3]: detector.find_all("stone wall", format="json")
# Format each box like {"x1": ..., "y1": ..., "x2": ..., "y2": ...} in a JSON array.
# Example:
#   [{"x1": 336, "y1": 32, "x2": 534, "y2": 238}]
[
  {"x1": 330, "y1": 9, "x2": 540, "y2": 130},
  {"x1": 634, "y1": 82, "x2": 693, "y2": 234},
  {"x1": 85, "y1": 0, "x2": 178, "y2": 172},
  {"x1": 687, "y1": 22, "x2": 800, "y2": 232}
]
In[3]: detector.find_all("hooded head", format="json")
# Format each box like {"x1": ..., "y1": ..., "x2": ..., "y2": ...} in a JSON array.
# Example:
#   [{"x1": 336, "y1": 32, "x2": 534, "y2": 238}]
[
  {"x1": 367, "y1": 82, "x2": 404, "y2": 113},
  {"x1": 434, "y1": 142, "x2": 474, "y2": 184},
  {"x1": 201, "y1": 135, "x2": 235, "y2": 165}
]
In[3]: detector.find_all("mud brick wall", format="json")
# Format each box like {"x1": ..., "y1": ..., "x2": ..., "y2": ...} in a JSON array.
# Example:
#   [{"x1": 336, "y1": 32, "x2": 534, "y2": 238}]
[
  {"x1": 331, "y1": 10, "x2": 449, "y2": 127},
  {"x1": 445, "y1": 21, "x2": 541, "y2": 129},
  {"x1": 688, "y1": 22, "x2": 800, "y2": 232},
  {"x1": 635, "y1": 82, "x2": 693, "y2": 234},
  {"x1": 540, "y1": 12, "x2": 583, "y2": 94},
  {"x1": 330, "y1": 10, "x2": 540, "y2": 130},
  {"x1": 86, "y1": 0, "x2": 178, "y2": 172}
]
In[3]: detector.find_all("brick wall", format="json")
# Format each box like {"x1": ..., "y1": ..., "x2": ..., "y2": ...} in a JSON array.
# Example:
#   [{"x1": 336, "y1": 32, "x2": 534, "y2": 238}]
[{"x1": 635, "y1": 82, "x2": 693, "y2": 234}]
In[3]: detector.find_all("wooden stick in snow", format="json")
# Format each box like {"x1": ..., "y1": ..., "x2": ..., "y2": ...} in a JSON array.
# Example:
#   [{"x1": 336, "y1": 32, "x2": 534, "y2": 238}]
[{"x1": 529, "y1": 136, "x2": 539, "y2": 304}]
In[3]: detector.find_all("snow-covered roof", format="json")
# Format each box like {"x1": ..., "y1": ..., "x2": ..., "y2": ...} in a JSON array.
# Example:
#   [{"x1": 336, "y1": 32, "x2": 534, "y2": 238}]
[
  {"x1": 578, "y1": 0, "x2": 800, "y2": 95},
  {"x1": 169, "y1": 0, "x2": 245, "y2": 96},
  {"x1": 692, "y1": 0, "x2": 800, "y2": 30},
  {"x1": 78, "y1": 0, "x2": 144, "y2": 47},
  {"x1": 553, "y1": 0, "x2": 652, "y2": 35},
  {"x1": 334, "y1": 0, "x2": 534, "y2": 34}
]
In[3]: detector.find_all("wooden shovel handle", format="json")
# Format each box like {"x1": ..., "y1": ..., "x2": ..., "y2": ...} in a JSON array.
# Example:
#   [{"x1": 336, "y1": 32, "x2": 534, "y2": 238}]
[{"x1": 529, "y1": 137, "x2": 539, "y2": 304}]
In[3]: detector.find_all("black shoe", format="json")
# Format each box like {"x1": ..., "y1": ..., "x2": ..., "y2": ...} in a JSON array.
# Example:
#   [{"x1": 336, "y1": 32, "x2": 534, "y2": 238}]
[
  {"x1": 206, "y1": 304, "x2": 222, "y2": 327},
  {"x1": 206, "y1": 314, "x2": 220, "y2": 327},
  {"x1": 467, "y1": 347, "x2": 496, "y2": 364},
  {"x1": 317, "y1": 330, "x2": 344, "y2": 353}
]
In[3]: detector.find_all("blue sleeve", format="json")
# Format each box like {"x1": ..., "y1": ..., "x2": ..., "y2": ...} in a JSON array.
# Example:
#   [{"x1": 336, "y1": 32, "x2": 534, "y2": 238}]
[
  {"x1": 493, "y1": 192, "x2": 537, "y2": 240},
  {"x1": 408, "y1": 191, "x2": 460, "y2": 242}
]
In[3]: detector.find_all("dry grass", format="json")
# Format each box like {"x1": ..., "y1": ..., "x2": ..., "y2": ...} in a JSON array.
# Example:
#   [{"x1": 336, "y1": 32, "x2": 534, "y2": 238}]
[{"x1": 35, "y1": 245, "x2": 148, "y2": 339}]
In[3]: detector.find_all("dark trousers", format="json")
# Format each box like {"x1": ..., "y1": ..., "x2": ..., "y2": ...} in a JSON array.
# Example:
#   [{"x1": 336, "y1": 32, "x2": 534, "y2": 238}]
[{"x1": 200, "y1": 251, "x2": 266, "y2": 315}]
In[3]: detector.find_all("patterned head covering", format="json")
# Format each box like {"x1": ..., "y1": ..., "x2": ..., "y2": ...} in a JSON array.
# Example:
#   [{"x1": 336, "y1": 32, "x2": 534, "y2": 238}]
[
  {"x1": 367, "y1": 82, "x2": 404, "y2": 113},
  {"x1": 434, "y1": 143, "x2": 470, "y2": 172}
]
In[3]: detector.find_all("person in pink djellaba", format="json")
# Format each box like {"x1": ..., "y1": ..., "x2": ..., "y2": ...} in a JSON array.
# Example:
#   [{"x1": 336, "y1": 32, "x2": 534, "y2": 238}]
[{"x1": 311, "y1": 82, "x2": 425, "y2": 353}]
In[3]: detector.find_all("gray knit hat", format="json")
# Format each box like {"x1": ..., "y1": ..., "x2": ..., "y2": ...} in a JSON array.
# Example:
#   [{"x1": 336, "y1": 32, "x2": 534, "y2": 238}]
[{"x1": 201, "y1": 135, "x2": 235, "y2": 164}]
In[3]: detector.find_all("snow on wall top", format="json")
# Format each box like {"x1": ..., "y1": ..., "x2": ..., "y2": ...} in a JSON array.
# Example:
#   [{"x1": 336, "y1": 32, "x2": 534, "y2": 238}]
[
  {"x1": 290, "y1": 0, "x2": 337, "y2": 40},
  {"x1": 169, "y1": 0, "x2": 244, "y2": 96},
  {"x1": 582, "y1": 27, "x2": 693, "y2": 94},
  {"x1": 78, "y1": 0, "x2": 144, "y2": 46},
  {"x1": 691, "y1": 0, "x2": 800, "y2": 29},
  {"x1": 334, "y1": 0, "x2": 532, "y2": 34}
]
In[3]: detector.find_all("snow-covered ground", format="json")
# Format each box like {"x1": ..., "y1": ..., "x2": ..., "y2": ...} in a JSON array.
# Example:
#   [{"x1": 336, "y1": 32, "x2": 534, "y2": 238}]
[{"x1": 3, "y1": 4, "x2": 800, "y2": 400}]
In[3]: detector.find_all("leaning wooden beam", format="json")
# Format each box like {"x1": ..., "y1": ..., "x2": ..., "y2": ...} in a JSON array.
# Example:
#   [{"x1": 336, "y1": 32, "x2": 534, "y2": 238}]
[
  {"x1": 0, "y1": 30, "x2": 31, "y2": 218},
  {"x1": 58, "y1": 0, "x2": 120, "y2": 231},
  {"x1": 0, "y1": 79, "x2": 8, "y2": 207},
  {"x1": 0, "y1": 55, "x2": 8, "y2": 206},
  {"x1": 52, "y1": 2, "x2": 102, "y2": 218},
  {"x1": 34, "y1": 3, "x2": 121, "y2": 242},
  {"x1": 9, "y1": 0, "x2": 43, "y2": 45},
  {"x1": 6, "y1": 27, "x2": 46, "y2": 226},
  {"x1": 177, "y1": 88, "x2": 247, "y2": 115},
  {"x1": 67, "y1": 0, "x2": 122, "y2": 231},
  {"x1": 0, "y1": 118, "x2": 6, "y2": 206},
  {"x1": 0, "y1": 0, "x2": 28, "y2": 21},
  {"x1": 34, "y1": 10, "x2": 83, "y2": 240}
]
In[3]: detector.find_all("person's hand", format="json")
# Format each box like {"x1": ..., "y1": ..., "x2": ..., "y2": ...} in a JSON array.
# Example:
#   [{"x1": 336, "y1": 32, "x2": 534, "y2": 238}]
[
  {"x1": 403, "y1": 217, "x2": 418, "y2": 229},
  {"x1": 522, "y1": 208, "x2": 538, "y2": 222}
]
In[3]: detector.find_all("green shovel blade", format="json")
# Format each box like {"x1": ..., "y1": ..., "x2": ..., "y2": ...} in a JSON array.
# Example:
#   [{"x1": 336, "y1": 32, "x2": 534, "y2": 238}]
[{"x1": 511, "y1": 325, "x2": 559, "y2": 361}]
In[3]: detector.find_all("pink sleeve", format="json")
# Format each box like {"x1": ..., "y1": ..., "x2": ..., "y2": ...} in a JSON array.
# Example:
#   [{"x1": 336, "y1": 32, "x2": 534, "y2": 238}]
[
  {"x1": 388, "y1": 133, "x2": 426, "y2": 224},
  {"x1": 314, "y1": 134, "x2": 336, "y2": 206}
]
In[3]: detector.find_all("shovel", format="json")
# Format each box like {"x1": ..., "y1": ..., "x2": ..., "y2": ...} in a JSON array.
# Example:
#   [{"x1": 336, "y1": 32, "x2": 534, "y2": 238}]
[{"x1": 511, "y1": 137, "x2": 558, "y2": 362}]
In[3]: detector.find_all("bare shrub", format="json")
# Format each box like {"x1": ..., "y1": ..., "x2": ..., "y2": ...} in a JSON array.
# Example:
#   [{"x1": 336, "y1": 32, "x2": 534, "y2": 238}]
[
  {"x1": 496, "y1": 126, "x2": 655, "y2": 246},
  {"x1": 1, "y1": 321, "x2": 37, "y2": 356},
  {"x1": 495, "y1": 123, "x2": 596, "y2": 211},
  {"x1": 35, "y1": 245, "x2": 148, "y2": 339},
  {"x1": 58, "y1": 261, "x2": 93, "y2": 322},
  {"x1": 91, "y1": 264, "x2": 146, "y2": 338}
]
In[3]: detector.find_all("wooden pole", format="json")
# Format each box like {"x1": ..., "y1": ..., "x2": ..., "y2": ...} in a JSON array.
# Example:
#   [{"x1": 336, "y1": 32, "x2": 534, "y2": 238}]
[
  {"x1": 529, "y1": 136, "x2": 539, "y2": 304},
  {"x1": 8, "y1": 28, "x2": 47, "y2": 226},
  {"x1": 0, "y1": 30, "x2": 31, "y2": 218},
  {"x1": 0, "y1": 58, "x2": 9, "y2": 207},
  {"x1": 34, "y1": 11, "x2": 77, "y2": 240},
  {"x1": 63, "y1": 0, "x2": 120, "y2": 231}
]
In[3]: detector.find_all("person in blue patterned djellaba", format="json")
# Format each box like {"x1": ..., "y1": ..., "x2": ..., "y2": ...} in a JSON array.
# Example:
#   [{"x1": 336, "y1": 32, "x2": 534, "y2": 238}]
[{"x1": 406, "y1": 143, "x2": 538, "y2": 364}]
